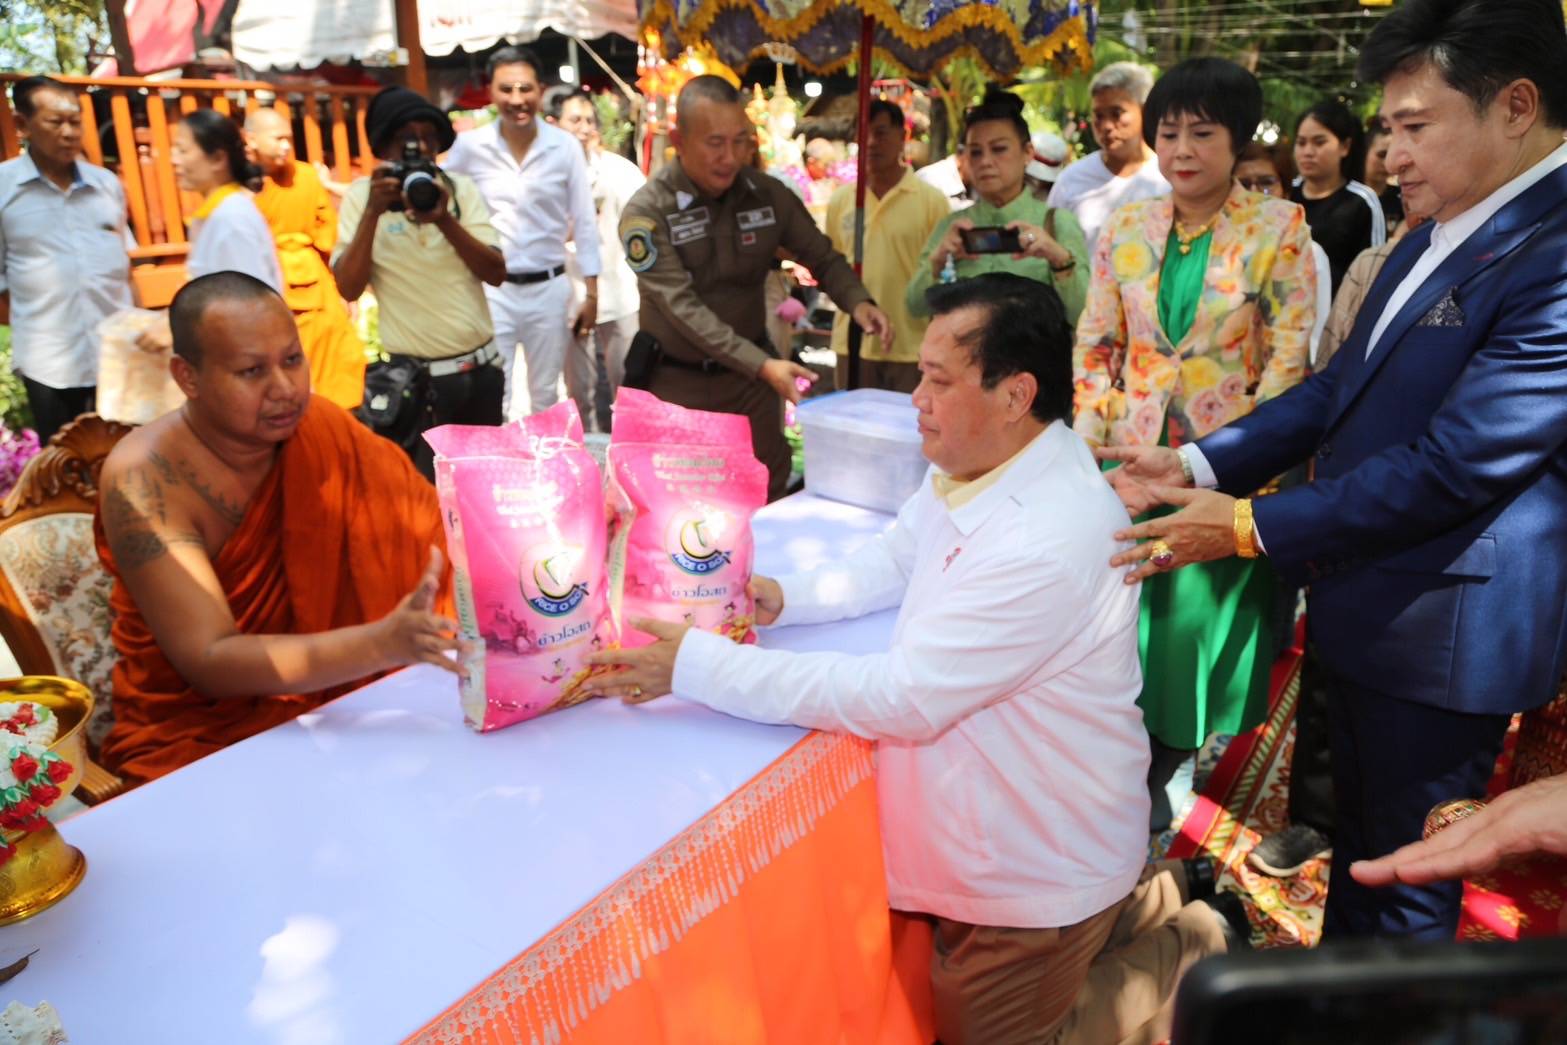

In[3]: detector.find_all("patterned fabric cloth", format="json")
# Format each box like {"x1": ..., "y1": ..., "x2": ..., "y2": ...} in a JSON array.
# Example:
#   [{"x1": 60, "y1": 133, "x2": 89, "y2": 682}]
[
  {"x1": 1313, "y1": 240, "x2": 1397, "y2": 371},
  {"x1": 0, "y1": 514, "x2": 117, "y2": 752},
  {"x1": 1512, "y1": 680, "x2": 1567, "y2": 787},
  {"x1": 1072, "y1": 183, "x2": 1317, "y2": 448},
  {"x1": 641, "y1": 0, "x2": 1094, "y2": 78}
]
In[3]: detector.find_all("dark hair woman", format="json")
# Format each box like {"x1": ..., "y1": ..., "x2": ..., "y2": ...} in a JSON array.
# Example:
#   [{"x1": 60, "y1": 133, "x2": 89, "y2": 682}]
[
  {"x1": 172, "y1": 109, "x2": 283, "y2": 291},
  {"x1": 1075, "y1": 58, "x2": 1318, "y2": 829},
  {"x1": 1362, "y1": 120, "x2": 1405, "y2": 230},
  {"x1": 1290, "y1": 99, "x2": 1385, "y2": 293},
  {"x1": 907, "y1": 86, "x2": 1090, "y2": 323}
]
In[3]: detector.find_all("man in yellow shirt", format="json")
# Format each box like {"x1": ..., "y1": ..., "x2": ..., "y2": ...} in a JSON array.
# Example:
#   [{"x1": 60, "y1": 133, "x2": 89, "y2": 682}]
[
  {"x1": 826, "y1": 100, "x2": 950, "y2": 393},
  {"x1": 331, "y1": 86, "x2": 506, "y2": 478}
]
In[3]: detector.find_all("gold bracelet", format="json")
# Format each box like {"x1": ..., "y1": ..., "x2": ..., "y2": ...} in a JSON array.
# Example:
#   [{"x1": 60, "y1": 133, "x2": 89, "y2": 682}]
[{"x1": 1234, "y1": 498, "x2": 1258, "y2": 558}]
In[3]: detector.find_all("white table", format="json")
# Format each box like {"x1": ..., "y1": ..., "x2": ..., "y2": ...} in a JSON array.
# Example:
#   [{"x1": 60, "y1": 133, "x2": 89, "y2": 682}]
[{"x1": 0, "y1": 494, "x2": 896, "y2": 1044}]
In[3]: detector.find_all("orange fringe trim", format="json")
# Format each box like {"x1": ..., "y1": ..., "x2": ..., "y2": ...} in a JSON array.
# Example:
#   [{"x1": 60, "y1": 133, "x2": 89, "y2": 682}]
[
  {"x1": 406, "y1": 731, "x2": 877, "y2": 1045},
  {"x1": 640, "y1": 0, "x2": 1094, "y2": 80}
]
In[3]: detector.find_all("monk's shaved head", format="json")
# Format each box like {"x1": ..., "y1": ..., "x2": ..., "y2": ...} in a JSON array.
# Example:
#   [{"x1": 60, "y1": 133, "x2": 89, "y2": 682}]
[
  {"x1": 243, "y1": 107, "x2": 290, "y2": 135},
  {"x1": 170, "y1": 271, "x2": 287, "y2": 368}
]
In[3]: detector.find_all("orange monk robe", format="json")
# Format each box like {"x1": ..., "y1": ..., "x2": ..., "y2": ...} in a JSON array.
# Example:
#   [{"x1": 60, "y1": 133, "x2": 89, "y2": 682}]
[
  {"x1": 94, "y1": 397, "x2": 453, "y2": 784},
  {"x1": 254, "y1": 160, "x2": 366, "y2": 410}
]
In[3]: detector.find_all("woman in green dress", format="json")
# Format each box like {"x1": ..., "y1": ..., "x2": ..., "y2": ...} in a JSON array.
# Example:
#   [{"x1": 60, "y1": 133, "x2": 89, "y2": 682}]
[
  {"x1": 907, "y1": 87, "x2": 1090, "y2": 324},
  {"x1": 1072, "y1": 58, "x2": 1319, "y2": 829}
]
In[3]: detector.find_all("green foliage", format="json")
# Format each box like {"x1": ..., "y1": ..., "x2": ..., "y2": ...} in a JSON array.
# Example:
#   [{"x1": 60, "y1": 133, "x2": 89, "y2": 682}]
[
  {"x1": 0, "y1": 328, "x2": 36, "y2": 433},
  {"x1": 355, "y1": 299, "x2": 385, "y2": 363},
  {"x1": 593, "y1": 93, "x2": 634, "y2": 154},
  {"x1": 0, "y1": 0, "x2": 108, "y2": 74}
]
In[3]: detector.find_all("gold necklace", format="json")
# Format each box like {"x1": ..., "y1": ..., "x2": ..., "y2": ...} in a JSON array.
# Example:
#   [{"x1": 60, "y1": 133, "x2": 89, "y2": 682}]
[{"x1": 1173, "y1": 212, "x2": 1220, "y2": 255}]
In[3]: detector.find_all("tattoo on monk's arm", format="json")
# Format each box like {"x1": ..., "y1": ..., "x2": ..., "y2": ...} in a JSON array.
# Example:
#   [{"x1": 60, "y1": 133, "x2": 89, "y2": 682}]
[{"x1": 103, "y1": 479, "x2": 203, "y2": 571}]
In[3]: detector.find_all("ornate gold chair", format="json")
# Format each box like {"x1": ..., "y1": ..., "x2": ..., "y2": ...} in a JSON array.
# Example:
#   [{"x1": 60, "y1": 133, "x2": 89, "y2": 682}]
[{"x1": 0, "y1": 414, "x2": 134, "y2": 803}]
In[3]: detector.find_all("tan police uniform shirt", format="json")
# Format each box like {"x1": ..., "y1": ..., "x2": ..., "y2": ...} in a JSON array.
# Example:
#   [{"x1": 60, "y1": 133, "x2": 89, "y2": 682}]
[{"x1": 620, "y1": 162, "x2": 872, "y2": 377}]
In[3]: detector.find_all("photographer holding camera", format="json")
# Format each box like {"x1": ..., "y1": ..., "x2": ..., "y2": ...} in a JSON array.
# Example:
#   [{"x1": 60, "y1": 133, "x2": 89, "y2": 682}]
[{"x1": 332, "y1": 86, "x2": 506, "y2": 477}]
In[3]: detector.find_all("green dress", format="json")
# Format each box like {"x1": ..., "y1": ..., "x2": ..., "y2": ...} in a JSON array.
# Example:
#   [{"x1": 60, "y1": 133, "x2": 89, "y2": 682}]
[
  {"x1": 905, "y1": 184, "x2": 1090, "y2": 323},
  {"x1": 1134, "y1": 229, "x2": 1276, "y2": 750}
]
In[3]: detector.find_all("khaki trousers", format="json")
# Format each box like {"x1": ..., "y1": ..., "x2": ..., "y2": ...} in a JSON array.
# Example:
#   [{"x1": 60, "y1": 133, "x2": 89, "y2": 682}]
[
  {"x1": 833, "y1": 355, "x2": 922, "y2": 394},
  {"x1": 647, "y1": 362, "x2": 791, "y2": 502},
  {"x1": 929, "y1": 862, "x2": 1228, "y2": 1045}
]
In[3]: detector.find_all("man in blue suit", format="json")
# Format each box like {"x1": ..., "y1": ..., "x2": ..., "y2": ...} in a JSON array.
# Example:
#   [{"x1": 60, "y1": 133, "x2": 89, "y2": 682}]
[{"x1": 1097, "y1": 0, "x2": 1567, "y2": 940}]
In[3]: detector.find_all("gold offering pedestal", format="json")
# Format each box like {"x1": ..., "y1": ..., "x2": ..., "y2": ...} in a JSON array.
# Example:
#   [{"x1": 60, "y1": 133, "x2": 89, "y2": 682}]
[{"x1": 0, "y1": 677, "x2": 92, "y2": 926}]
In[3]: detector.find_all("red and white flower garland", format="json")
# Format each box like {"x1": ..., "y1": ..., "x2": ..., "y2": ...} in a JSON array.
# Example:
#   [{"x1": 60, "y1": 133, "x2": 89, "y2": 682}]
[{"x1": 0, "y1": 702, "x2": 74, "y2": 867}]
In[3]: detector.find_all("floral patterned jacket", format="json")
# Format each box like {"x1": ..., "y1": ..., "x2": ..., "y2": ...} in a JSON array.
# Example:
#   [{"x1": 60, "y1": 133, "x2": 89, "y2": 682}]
[{"x1": 1072, "y1": 183, "x2": 1316, "y2": 447}]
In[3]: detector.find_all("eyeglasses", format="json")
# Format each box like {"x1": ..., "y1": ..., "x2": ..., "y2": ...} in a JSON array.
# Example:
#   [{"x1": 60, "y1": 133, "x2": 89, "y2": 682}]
[{"x1": 1237, "y1": 175, "x2": 1280, "y2": 191}]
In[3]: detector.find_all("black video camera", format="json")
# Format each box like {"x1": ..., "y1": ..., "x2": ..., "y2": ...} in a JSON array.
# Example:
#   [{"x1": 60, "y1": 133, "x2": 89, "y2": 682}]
[{"x1": 379, "y1": 140, "x2": 443, "y2": 213}]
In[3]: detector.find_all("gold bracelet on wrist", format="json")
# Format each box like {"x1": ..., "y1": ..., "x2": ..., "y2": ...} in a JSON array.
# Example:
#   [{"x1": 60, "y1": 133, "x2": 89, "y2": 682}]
[
  {"x1": 1178, "y1": 448, "x2": 1195, "y2": 486},
  {"x1": 1234, "y1": 498, "x2": 1258, "y2": 559}
]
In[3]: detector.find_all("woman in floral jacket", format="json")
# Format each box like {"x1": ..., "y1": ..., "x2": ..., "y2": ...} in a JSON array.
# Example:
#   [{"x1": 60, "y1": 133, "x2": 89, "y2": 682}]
[{"x1": 1074, "y1": 57, "x2": 1317, "y2": 829}]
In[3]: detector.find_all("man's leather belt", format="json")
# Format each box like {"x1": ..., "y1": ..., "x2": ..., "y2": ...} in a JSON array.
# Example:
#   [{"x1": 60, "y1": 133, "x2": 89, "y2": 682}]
[
  {"x1": 659, "y1": 353, "x2": 726, "y2": 374},
  {"x1": 424, "y1": 341, "x2": 499, "y2": 378},
  {"x1": 505, "y1": 265, "x2": 565, "y2": 285}
]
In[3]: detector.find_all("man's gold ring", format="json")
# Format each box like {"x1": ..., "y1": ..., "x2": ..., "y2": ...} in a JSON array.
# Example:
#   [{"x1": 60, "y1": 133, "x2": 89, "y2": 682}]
[
  {"x1": 630, "y1": 686, "x2": 643, "y2": 697},
  {"x1": 1149, "y1": 540, "x2": 1176, "y2": 570}
]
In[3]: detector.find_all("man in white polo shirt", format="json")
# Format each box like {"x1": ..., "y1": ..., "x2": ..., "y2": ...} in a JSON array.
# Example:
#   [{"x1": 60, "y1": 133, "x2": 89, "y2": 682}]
[
  {"x1": 0, "y1": 76, "x2": 134, "y2": 443},
  {"x1": 445, "y1": 47, "x2": 601, "y2": 421},
  {"x1": 587, "y1": 273, "x2": 1243, "y2": 1045}
]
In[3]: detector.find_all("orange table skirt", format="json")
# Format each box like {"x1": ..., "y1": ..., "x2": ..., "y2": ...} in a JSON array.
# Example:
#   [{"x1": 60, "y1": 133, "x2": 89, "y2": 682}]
[{"x1": 407, "y1": 731, "x2": 936, "y2": 1044}]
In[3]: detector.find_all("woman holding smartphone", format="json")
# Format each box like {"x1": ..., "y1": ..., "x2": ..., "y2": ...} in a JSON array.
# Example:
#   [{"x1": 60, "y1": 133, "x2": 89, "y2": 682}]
[
  {"x1": 1074, "y1": 58, "x2": 1316, "y2": 830},
  {"x1": 907, "y1": 87, "x2": 1089, "y2": 322}
]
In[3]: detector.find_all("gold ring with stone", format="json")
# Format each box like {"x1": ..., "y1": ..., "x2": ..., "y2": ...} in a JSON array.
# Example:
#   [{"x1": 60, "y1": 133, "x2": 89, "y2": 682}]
[{"x1": 1149, "y1": 540, "x2": 1176, "y2": 569}]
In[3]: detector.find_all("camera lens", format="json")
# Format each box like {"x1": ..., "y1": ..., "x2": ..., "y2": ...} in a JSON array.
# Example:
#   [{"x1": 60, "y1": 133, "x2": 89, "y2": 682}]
[{"x1": 403, "y1": 171, "x2": 440, "y2": 212}]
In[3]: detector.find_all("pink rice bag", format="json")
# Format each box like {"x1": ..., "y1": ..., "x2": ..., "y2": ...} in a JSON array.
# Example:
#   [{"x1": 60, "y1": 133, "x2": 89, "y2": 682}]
[
  {"x1": 425, "y1": 402, "x2": 613, "y2": 731},
  {"x1": 607, "y1": 389, "x2": 769, "y2": 649}
]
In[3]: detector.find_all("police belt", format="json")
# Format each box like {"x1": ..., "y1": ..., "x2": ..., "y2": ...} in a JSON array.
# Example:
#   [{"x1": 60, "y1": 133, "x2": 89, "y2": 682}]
[{"x1": 660, "y1": 335, "x2": 777, "y2": 375}]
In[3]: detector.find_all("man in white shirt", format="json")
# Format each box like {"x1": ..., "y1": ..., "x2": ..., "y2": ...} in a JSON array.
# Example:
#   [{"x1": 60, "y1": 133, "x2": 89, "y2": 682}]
[
  {"x1": 588, "y1": 274, "x2": 1241, "y2": 1044},
  {"x1": 556, "y1": 92, "x2": 645, "y2": 433},
  {"x1": 445, "y1": 47, "x2": 600, "y2": 422},
  {"x1": 915, "y1": 148, "x2": 972, "y2": 210},
  {"x1": 1047, "y1": 62, "x2": 1170, "y2": 250},
  {"x1": 0, "y1": 76, "x2": 133, "y2": 443},
  {"x1": 1098, "y1": 0, "x2": 1567, "y2": 941}
]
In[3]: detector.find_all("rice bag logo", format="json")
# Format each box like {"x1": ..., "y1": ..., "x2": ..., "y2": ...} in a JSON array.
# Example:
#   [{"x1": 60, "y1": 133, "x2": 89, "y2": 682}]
[
  {"x1": 522, "y1": 544, "x2": 589, "y2": 616},
  {"x1": 668, "y1": 509, "x2": 733, "y2": 576}
]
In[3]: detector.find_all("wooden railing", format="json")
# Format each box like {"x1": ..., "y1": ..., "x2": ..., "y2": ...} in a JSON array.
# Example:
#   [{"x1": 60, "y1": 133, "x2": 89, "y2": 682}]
[{"x1": 0, "y1": 74, "x2": 381, "y2": 264}]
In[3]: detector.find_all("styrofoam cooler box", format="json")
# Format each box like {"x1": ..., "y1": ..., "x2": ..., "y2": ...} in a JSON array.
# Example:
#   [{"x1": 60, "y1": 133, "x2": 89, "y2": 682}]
[{"x1": 796, "y1": 389, "x2": 929, "y2": 513}]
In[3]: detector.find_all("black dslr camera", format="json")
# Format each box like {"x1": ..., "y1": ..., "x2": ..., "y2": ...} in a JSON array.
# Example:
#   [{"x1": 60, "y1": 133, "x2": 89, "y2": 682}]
[{"x1": 379, "y1": 140, "x2": 443, "y2": 213}]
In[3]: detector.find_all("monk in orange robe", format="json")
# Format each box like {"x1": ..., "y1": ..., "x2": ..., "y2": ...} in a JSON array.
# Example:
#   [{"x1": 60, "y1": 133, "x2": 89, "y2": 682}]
[
  {"x1": 245, "y1": 109, "x2": 366, "y2": 410},
  {"x1": 95, "y1": 271, "x2": 459, "y2": 784}
]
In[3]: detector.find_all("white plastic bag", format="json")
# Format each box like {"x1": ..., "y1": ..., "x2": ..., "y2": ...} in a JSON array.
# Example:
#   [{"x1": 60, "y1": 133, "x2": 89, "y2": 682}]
[{"x1": 95, "y1": 309, "x2": 185, "y2": 425}]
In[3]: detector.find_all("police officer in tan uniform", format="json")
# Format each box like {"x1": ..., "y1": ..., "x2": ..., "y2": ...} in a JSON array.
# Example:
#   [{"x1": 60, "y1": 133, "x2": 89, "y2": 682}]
[{"x1": 620, "y1": 75, "x2": 894, "y2": 500}]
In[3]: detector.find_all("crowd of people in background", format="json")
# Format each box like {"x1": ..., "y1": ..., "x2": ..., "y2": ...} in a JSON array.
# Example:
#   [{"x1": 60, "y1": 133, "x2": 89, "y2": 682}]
[{"x1": 3, "y1": 0, "x2": 1567, "y2": 1039}]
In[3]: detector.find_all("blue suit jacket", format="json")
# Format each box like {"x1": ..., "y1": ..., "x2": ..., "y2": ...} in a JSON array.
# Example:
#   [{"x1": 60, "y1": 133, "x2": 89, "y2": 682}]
[{"x1": 1197, "y1": 162, "x2": 1567, "y2": 715}]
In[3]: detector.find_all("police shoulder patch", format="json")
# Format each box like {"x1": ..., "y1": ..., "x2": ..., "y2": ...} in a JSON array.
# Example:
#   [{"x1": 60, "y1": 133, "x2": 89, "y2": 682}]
[{"x1": 622, "y1": 216, "x2": 658, "y2": 272}]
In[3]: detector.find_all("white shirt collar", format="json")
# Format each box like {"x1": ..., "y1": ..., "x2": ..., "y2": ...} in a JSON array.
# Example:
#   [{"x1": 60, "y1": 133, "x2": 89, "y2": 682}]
[
  {"x1": 11, "y1": 151, "x2": 85, "y2": 190},
  {"x1": 481, "y1": 118, "x2": 564, "y2": 158},
  {"x1": 1430, "y1": 140, "x2": 1567, "y2": 251}
]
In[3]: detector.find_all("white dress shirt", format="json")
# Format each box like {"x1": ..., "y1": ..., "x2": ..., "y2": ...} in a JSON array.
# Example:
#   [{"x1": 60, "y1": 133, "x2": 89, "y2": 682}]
[
  {"x1": 186, "y1": 191, "x2": 284, "y2": 293},
  {"x1": 1309, "y1": 241, "x2": 1332, "y2": 363},
  {"x1": 445, "y1": 120, "x2": 601, "y2": 278},
  {"x1": 0, "y1": 154, "x2": 134, "y2": 388},
  {"x1": 672, "y1": 422, "x2": 1151, "y2": 929},
  {"x1": 1183, "y1": 141, "x2": 1567, "y2": 550},
  {"x1": 566, "y1": 148, "x2": 645, "y2": 323},
  {"x1": 1047, "y1": 152, "x2": 1171, "y2": 250}
]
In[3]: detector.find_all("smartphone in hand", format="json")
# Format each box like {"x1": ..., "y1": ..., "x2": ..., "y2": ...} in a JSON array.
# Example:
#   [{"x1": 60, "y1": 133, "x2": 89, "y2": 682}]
[{"x1": 959, "y1": 226, "x2": 1023, "y2": 254}]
